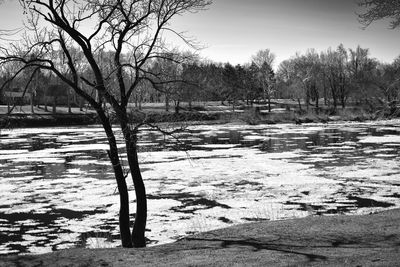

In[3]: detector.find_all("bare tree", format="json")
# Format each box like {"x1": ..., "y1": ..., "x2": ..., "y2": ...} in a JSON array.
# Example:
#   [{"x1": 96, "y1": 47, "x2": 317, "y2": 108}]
[
  {"x1": 251, "y1": 50, "x2": 276, "y2": 111},
  {"x1": 251, "y1": 49, "x2": 276, "y2": 69},
  {"x1": 359, "y1": 0, "x2": 400, "y2": 28},
  {"x1": 0, "y1": 0, "x2": 211, "y2": 248}
]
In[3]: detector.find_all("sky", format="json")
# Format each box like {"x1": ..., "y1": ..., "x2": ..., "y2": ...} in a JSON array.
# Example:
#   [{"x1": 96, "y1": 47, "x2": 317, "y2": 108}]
[
  {"x1": 170, "y1": 0, "x2": 400, "y2": 67},
  {"x1": 0, "y1": 0, "x2": 399, "y2": 68}
]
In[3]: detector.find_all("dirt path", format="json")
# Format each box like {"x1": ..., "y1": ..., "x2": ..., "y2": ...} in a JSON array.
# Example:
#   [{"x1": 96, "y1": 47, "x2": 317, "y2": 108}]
[{"x1": 1, "y1": 209, "x2": 399, "y2": 266}]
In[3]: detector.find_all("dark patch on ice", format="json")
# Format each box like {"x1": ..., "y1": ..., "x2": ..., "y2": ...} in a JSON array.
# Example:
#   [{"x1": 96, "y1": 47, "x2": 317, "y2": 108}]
[
  {"x1": 218, "y1": 217, "x2": 233, "y2": 223},
  {"x1": 0, "y1": 208, "x2": 107, "y2": 224},
  {"x1": 322, "y1": 208, "x2": 350, "y2": 215},
  {"x1": 285, "y1": 197, "x2": 392, "y2": 215},
  {"x1": 285, "y1": 201, "x2": 325, "y2": 212},
  {"x1": 384, "y1": 193, "x2": 400, "y2": 198},
  {"x1": 241, "y1": 217, "x2": 269, "y2": 222},
  {"x1": 348, "y1": 196, "x2": 395, "y2": 208},
  {"x1": 331, "y1": 238, "x2": 359, "y2": 247},
  {"x1": 171, "y1": 198, "x2": 231, "y2": 214},
  {"x1": 4, "y1": 243, "x2": 28, "y2": 255},
  {"x1": 0, "y1": 208, "x2": 109, "y2": 253},
  {"x1": 143, "y1": 154, "x2": 242, "y2": 165},
  {"x1": 148, "y1": 193, "x2": 231, "y2": 213},
  {"x1": 147, "y1": 192, "x2": 198, "y2": 200},
  {"x1": 234, "y1": 180, "x2": 262, "y2": 186},
  {"x1": 0, "y1": 232, "x2": 23, "y2": 244}
]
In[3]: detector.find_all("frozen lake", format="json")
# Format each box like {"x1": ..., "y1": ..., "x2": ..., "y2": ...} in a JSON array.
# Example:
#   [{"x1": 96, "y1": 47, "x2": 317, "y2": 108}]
[{"x1": 1, "y1": 120, "x2": 400, "y2": 254}]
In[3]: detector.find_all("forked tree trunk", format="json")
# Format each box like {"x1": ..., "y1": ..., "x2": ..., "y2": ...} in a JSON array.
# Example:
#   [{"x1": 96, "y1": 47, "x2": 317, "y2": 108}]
[
  {"x1": 120, "y1": 120, "x2": 147, "y2": 247},
  {"x1": 97, "y1": 108, "x2": 133, "y2": 248},
  {"x1": 128, "y1": 145, "x2": 147, "y2": 247}
]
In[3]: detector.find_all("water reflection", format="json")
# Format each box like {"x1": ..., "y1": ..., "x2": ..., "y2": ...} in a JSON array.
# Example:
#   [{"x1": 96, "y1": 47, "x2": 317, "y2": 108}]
[{"x1": 1, "y1": 121, "x2": 400, "y2": 254}]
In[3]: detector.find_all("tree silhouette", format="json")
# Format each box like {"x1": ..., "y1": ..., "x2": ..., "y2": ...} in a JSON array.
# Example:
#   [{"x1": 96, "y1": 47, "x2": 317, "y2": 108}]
[{"x1": 0, "y1": 0, "x2": 211, "y2": 248}]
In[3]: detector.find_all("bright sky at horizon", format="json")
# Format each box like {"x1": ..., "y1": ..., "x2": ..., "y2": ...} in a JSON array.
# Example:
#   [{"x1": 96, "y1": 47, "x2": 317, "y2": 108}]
[
  {"x1": 0, "y1": 0, "x2": 399, "y2": 68},
  {"x1": 171, "y1": 0, "x2": 400, "y2": 67}
]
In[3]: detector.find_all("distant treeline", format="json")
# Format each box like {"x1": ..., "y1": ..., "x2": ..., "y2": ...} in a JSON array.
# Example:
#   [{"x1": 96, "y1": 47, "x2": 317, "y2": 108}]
[{"x1": 1, "y1": 44, "x2": 399, "y2": 115}]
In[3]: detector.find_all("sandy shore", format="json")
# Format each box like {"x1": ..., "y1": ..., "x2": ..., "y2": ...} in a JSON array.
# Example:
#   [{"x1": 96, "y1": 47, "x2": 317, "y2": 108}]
[{"x1": 1, "y1": 208, "x2": 399, "y2": 266}]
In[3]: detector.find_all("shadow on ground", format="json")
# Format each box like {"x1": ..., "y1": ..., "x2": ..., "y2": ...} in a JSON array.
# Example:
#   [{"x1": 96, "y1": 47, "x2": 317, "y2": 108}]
[{"x1": 1, "y1": 209, "x2": 400, "y2": 266}]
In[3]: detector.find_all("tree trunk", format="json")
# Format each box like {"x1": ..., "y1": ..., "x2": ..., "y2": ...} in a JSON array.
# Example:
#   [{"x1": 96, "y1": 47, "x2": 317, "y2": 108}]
[
  {"x1": 330, "y1": 83, "x2": 338, "y2": 113},
  {"x1": 129, "y1": 145, "x2": 147, "y2": 248},
  {"x1": 297, "y1": 98, "x2": 302, "y2": 111},
  {"x1": 67, "y1": 89, "x2": 72, "y2": 114},
  {"x1": 340, "y1": 88, "x2": 346, "y2": 109},
  {"x1": 267, "y1": 94, "x2": 271, "y2": 112},
  {"x1": 175, "y1": 101, "x2": 180, "y2": 114},
  {"x1": 165, "y1": 94, "x2": 170, "y2": 112},
  {"x1": 53, "y1": 96, "x2": 57, "y2": 114},
  {"x1": 323, "y1": 73, "x2": 328, "y2": 106},
  {"x1": 80, "y1": 97, "x2": 84, "y2": 111},
  {"x1": 96, "y1": 108, "x2": 133, "y2": 248},
  {"x1": 30, "y1": 91, "x2": 34, "y2": 114},
  {"x1": 332, "y1": 96, "x2": 337, "y2": 112},
  {"x1": 263, "y1": 85, "x2": 266, "y2": 103},
  {"x1": 120, "y1": 122, "x2": 147, "y2": 248},
  {"x1": 305, "y1": 87, "x2": 310, "y2": 111}
]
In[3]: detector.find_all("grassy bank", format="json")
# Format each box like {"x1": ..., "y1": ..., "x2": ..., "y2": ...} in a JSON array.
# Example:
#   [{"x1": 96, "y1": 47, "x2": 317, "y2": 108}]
[{"x1": 1, "y1": 208, "x2": 399, "y2": 266}]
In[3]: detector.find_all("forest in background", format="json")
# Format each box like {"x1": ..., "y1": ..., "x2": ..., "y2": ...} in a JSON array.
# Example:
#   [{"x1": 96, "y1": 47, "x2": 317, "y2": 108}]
[{"x1": 1, "y1": 44, "x2": 399, "y2": 118}]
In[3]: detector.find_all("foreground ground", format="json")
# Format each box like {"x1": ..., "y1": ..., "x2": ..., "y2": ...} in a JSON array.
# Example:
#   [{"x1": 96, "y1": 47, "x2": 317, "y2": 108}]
[{"x1": 1, "y1": 208, "x2": 399, "y2": 266}]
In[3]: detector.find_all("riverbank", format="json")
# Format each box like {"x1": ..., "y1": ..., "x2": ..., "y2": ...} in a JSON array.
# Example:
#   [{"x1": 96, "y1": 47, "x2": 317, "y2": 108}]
[
  {"x1": 1, "y1": 208, "x2": 399, "y2": 266},
  {"x1": 0, "y1": 107, "x2": 391, "y2": 128},
  {"x1": 0, "y1": 112, "x2": 220, "y2": 128}
]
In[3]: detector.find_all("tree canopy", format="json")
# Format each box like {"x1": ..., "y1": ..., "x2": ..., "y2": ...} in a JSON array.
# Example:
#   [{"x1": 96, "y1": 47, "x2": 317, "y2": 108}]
[{"x1": 359, "y1": 0, "x2": 400, "y2": 29}]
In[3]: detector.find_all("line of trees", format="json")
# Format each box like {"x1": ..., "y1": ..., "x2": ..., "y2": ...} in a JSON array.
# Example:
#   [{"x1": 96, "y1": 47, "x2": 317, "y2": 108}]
[
  {"x1": 3, "y1": 43, "x2": 400, "y2": 116},
  {"x1": 275, "y1": 44, "x2": 400, "y2": 114},
  {"x1": 144, "y1": 45, "x2": 400, "y2": 115}
]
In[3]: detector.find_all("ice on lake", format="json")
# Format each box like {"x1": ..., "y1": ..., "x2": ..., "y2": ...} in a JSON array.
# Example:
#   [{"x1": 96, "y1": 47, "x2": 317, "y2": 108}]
[{"x1": 1, "y1": 119, "x2": 400, "y2": 254}]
